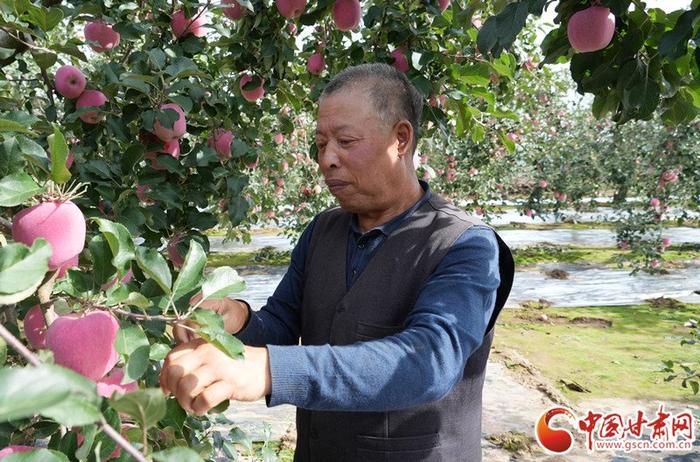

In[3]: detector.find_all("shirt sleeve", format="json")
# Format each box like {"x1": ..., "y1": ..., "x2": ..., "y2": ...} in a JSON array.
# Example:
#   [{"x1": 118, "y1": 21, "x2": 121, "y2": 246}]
[
  {"x1": 265, "y1": 225, "x2": 501, "y2": 411},
  {"x1": 234, "y1": 216, "x2": 317, "y2": 347}
]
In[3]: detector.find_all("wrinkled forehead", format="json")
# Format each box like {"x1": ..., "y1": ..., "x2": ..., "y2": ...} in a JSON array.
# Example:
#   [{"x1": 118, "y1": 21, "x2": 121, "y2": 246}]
[{"x1": 316, "y1": 89, "x2": 382, "y2": 134}]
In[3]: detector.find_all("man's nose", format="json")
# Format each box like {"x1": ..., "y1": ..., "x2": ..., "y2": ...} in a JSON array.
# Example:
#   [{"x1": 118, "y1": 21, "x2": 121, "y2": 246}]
[{"x1": 319, "y1": 141, "x2": 341, "y2": 170}]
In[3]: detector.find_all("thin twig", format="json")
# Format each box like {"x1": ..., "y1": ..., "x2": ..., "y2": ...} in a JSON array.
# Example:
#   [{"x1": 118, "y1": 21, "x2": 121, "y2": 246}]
[
  {"x1": 99, "y1": 418, "x2": 149, "y2": 462},
  {"x1": 0, "y1": 323, "x2": 41, "y2": 366},
  {"x1": 0, "y1": 28, "x2": 54, "y2": 55},
  {"x1": 39, "y1": 67, "x2": 55, "y2": 106},
  {"x1": 106, "y1": 306, "x2": 179, "y2": 322}
]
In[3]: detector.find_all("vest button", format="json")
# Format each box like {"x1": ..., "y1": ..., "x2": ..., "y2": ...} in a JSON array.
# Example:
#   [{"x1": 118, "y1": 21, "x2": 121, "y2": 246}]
[
  {"x1": 337, "y1": 305, "x2": 345, "y2": 313},
  {"x1": 310, "y1": 428, "x2": 319, "y2": 439}
]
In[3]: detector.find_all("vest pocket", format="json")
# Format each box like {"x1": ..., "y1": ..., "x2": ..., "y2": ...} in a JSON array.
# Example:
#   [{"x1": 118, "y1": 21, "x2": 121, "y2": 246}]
[
  {"x1": 355, "y1": 321, "x2": 403, "y2": 340},
  {"x1": 355, "y1": 432, "x2": 442, "y2": 460}
]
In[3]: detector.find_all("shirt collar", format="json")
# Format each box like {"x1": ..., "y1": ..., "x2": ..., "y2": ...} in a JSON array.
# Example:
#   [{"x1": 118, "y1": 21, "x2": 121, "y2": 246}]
[{"x1": 350, "y1": 179, "x2": 432, "y2": 238}]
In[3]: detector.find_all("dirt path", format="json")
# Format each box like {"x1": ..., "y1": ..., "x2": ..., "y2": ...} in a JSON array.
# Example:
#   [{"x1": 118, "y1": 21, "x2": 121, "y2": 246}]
[{"x1": 224, "y1": 351, "x2": 700, "y2": 461}]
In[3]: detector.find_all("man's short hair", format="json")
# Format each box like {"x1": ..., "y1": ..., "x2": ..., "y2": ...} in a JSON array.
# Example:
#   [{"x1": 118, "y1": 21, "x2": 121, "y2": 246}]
[{"x1": 321, "y1": 63, "x2": 423, "y2": 153}]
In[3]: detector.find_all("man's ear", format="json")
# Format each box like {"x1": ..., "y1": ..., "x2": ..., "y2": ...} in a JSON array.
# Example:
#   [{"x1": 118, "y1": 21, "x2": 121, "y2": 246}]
[{"x1": 395, "y1": 120, "x2": 413, "y2": 157}]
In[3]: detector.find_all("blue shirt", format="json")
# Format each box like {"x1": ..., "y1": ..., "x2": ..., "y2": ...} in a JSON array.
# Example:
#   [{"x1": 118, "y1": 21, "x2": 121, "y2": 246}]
[{"x1": 236, "y1": 180, "x2": 501, "y2": 412}]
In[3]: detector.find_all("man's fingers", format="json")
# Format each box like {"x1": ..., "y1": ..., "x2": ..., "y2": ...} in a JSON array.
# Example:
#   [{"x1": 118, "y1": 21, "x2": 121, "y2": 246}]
[
  {"x1": 189, "y1": 292, "x2": 203, "y2": 306},
  {"x1": 192, "y1": 381, "x2": 233, "y2": 416},
  {"x1": 175, "y1": 366, "x2": 219, "y2": 413},
  {"x1": 173, "y1": 320, "x2": 198, "y2": 344},
  {"x1": 160, "y1": 339, "x2": 206, "y2": 396}
]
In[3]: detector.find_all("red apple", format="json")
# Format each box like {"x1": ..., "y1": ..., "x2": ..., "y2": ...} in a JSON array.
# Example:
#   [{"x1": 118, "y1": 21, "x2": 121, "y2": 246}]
[
  {"x1": 152, "y1": 103, "x2": 186, "y2": 142},
  {"x1": 567, "y1": 6, "x2": 615, "y2": 53},
  {"x1": 208, "y1": 128, "x2": 234, "y2": 161},
  {"x1": 239, "y1": 74, "x2": 265, "y2": 102},
  {"x1": 390, "y1": 49, "x2": 409, "y2": 73},
  {"x1": 84, "y1": 21, "x2": 121, "y2": 52},
  {"x1": 96, "y1": 368, "x2": 138, "y2": 398},
  {"x1": 276, "y1": 0, "x2": 307, "y2": 18},
  {"x1": 76, "y1": 90, "x2": 107, "y2": 124},
  {"x1": 223, "y1": 0, "x2": 246, "y2": 20},
  {"x1": 333, "y1": 0, "x2": 361, "y2": 31},
  {"x1": 46, "y1": 311, "x2": 120, "y2": 381},
  {"x1": 54, "y1": 65, "x2": 86, "y2": 99},
  {"x1": 23, "y1": 305, "x2": 48, "y2": 350},
  {"x1": 12, "y1": 200, "x2": 86, "y2": 270},
  {"x1": 145, "y1": 139, "x2": 180, "y2": 170},
  {"x1": 172, "y1": 10, "x2": 207, "y2": 38},
  {"x1": 307, "y1": 52, "x2": 325, "y2": 75}
]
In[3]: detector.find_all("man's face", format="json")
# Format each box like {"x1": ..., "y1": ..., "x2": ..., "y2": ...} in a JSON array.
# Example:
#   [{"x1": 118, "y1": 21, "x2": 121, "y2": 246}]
[{"x1": 315, "y1": 87, "x2": 405, "y2": 214}]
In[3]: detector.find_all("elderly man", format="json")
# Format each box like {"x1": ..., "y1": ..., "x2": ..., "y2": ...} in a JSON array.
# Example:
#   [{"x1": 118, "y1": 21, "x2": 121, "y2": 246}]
[{"x1": 160, "y1": 63, "x2": 514, "y2": 461}]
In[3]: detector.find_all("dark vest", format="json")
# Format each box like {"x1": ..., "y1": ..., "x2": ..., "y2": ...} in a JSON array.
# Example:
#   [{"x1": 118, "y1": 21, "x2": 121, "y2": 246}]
[{"x1": 294, "y1": 193, "x2": 515, "y2": 462}]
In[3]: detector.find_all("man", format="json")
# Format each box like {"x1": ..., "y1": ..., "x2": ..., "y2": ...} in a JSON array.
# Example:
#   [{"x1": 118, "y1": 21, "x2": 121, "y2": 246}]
[{"x1": 160, "y1": 63, "x2": 514, "y2": 461}]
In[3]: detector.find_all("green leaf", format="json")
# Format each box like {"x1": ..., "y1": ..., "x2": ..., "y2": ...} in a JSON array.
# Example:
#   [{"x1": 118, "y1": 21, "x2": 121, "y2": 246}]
[
  {"x1": 3, "y1": 448, "x2": 70, "y2": 462},
  {"x1": 123, "y1": 345, "x2": 150, "y2": 383},
  {"x1": 16, "y1": 136, "x2": 47, "y2": 166},
  {"x1": 164, "y1": 57, "x2": 198, "y2": 78},
  {"x1": 149, "y1": 343, "x2": 170, "y2": 361},
  {"x1": 172, "y1": 241, "x2": 206, "y2": 301},
  {"x1": 135, "y1": 247, "x2": 172, "y2": 295},
  {"x1": 192, "y1": 310, "x2": 245, "y2": 359},
  {"x1": 48, "y1": 125, "x2": 70, "y2": 184},
  {"x1": 152, "y1": 447, "x2": 205, "y2": 462},
  {"x1": 109, "y1": 388, "x2": 166, "y2": 429},
  {"x1": 201, "y1": 267, "x2": 246, "y2": 300},
  {"x1": 229, "y1": 426, "x2": 253, "y2": 454},
  {"x1": 0, "y1": 118, "x2": 30, "y2": 133},
  {"x1": 88, "y1": 235, "x2": 114, "y2": 286},
  {"x1": 0, "y1": 365, "x2": 101, "y2": 424},
  {"x1": 115, "y1": 325, "x2": 149, "y2": 355},
  {"x1": 0, "y1": 172, "x2": 43, "y2": 206},
  {"x1": 659, "y1": 9, "x2": 698, "y2": 61},
  {"x1": 0, "y1": 240, "x2": 51, "y2": 303},
  {"x1": 94, "y1": 219, "x2": 136, "y2": 274},
  {"x1": 74, "y1": 424, "x2": 97, "y2": 460},
  {"x1": 32, "y1": 51, "x2": 57, "y2": 69},
  {"x1": 148, "y1": 48, "x2": 167, "y2": 69},
  {"x1": 125, "y1": 292, "x2": 152, "y2": 308}
]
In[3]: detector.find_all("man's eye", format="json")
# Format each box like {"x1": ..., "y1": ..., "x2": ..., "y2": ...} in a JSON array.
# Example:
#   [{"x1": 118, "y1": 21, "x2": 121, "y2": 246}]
[{"x1": 339, "y1": 139, "x2": 354, "y2": 146}]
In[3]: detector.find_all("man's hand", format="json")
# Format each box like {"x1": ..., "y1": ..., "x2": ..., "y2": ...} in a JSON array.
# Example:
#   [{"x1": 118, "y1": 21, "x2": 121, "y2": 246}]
[
  {"x1": 173, "y1": 293, "x2": 249, "y2": 344},
  {"x1": 159, "y1": 338, "x2": 272, "y2": 415}
]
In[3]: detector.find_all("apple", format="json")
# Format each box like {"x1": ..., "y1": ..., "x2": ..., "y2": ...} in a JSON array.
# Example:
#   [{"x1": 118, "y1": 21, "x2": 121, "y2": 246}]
[
  {"x1": 153, "y1": 103, "x2": 186, "y2": 142},
  {"x1": 239, "y1": 74, "x2": 265, "y2": 102},
  {"x1": 276, "y1": 0, "x2": 307, "y2": 18},
  {"x1": 12, "y1": 200, "x2": 86, "y2": 270},
  {"x1": 208, "y1": 128, "x2": 234, "y2": 161},
  {"x1": 223, "y1": 0, "x2": 246, "y2": 20},
  {"x1": 390, "y1": 49, "x2": 409, "y2": 73},
  {"x1": 567, "y1": 6, "x2": 615, "y2": 53},
  {"x1": 54, "y1": 65, "x2": 86, "y2": 99},
  {"x1": 172, "y1": 10, "x2": 207, "y2": 38},
  {"x1": 46, "y1": 311, "x2": 120, "y2": 381},
  {"x1": 84, "y1": 21, "x2": 121, "y2": 52},
  {"x1": 76, "y1": 90, "x2": 107, "y2": 124},
  {"x1": 307, "y1": 52, "x2": 325, "y2": 75},
  {"x1": 333, "y1": 0, "x2": 361, "y2": 31}
]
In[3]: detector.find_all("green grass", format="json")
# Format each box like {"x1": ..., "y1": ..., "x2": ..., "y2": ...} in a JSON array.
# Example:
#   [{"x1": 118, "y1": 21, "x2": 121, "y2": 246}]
[
  {"x1": 494, "y1": 303, "x2": 700, "y2": 403},
  {"x1": 207, "y1": 247, "x2": 292, "y2": 267},
  {"x1": 512, "y1": 243, "x2": 700, "y2": 267}
]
